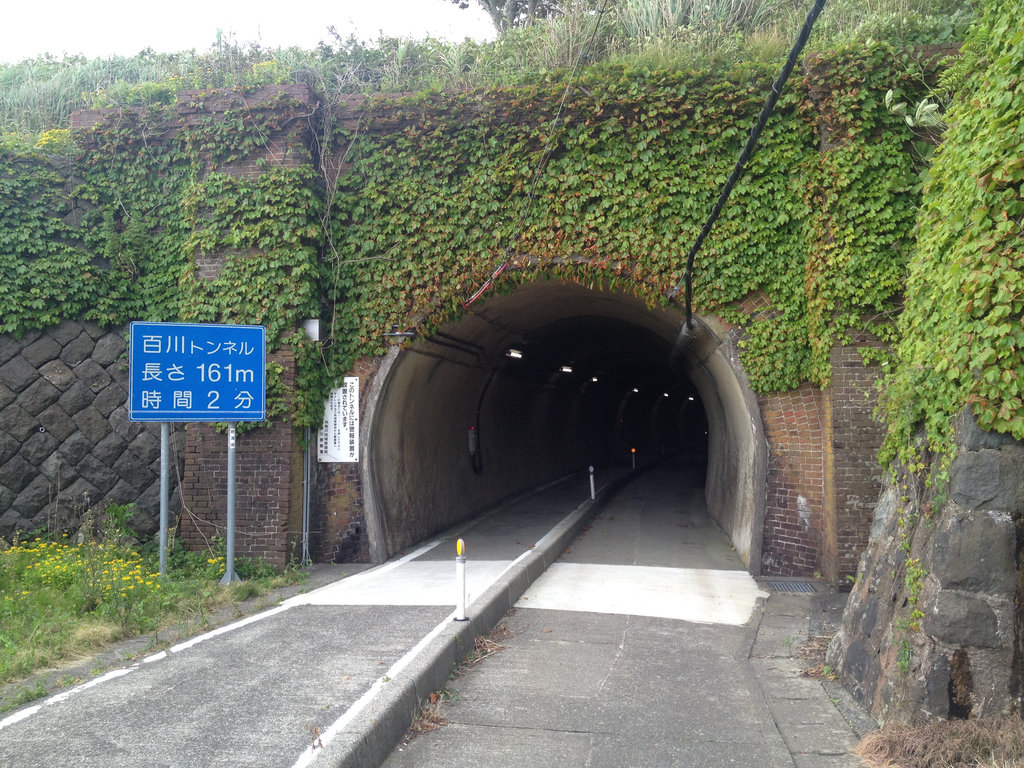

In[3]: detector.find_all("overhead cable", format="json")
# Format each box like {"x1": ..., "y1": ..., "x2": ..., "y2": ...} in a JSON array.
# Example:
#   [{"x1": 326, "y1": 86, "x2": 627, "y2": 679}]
[{"x1": 667, "y1": 0, "x2": 829, "y2": 329}]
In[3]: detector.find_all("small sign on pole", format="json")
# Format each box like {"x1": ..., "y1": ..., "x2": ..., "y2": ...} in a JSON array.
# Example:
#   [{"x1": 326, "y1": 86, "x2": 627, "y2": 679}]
[{"x1": 318, "y1": 377, "x2": 360, "y2": 463}]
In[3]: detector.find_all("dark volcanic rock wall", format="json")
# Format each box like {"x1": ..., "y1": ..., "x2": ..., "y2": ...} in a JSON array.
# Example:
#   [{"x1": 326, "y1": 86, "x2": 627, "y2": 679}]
[
  {"x1": 0, "y1": 320, "x2": 183, "y2": 541},
  {"x1": 827, "y1": 410, "x2": 1023, "y2": 722}
]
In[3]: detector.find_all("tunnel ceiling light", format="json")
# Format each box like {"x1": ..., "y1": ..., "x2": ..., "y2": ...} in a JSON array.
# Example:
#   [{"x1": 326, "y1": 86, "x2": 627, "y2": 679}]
[
  {"x1": 591, "y1": 376, "x2": 599, "y2": 382},
  {"x1": 506, "y1": 348, "x2": 523, "y2": 359},
  {"x1": 688, "y1": 396, "x2": 695, "y2": 401},
  {"x1": 560, "y1": 365, "x2": 573, "y2": 373},
  {"x1": 663, "y1": 392, "x2": 670, "y2": 397},
  {"x1": 632, "y1": 387, "x2": 639, "y2": 393}
]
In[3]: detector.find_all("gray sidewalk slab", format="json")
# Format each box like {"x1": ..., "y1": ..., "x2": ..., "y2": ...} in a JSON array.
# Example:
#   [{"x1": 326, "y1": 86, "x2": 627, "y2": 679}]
[
  {"x1": 0, "y1": 468, "x2": 623, "y2": 768},
  {"x1": 383, "y1": 462, "x2": 875, "y2": 768},
  {"x1": 1, "y1": 460, "x2": 875, "y2": 768}
]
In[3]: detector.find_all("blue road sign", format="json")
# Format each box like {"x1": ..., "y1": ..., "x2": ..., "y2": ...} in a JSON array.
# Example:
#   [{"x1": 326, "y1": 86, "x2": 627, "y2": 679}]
[{"x1": 129, "y1": 322, "x2": 266, "y2": 422}]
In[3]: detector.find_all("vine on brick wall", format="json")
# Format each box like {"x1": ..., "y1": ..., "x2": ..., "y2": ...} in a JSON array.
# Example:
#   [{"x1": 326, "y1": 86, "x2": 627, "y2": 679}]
[
  {"x1": 321, "y1": 48, "x2": 932, "y2": 398},
  {"x1": 878, "y1": 0, "x2": 1024, "y2": 498},
  {"x1": 1, "y1": 48, "x2": 944, "y2": 431},
  {"x1": 0, "y1": 89, "x2": 321, "y2": 426}
]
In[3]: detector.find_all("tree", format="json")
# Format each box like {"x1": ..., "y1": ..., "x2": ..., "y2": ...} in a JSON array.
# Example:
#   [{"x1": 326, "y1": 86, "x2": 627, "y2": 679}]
[{"x1": 449, "y1": 0, "x2": 565, "y2": 32}]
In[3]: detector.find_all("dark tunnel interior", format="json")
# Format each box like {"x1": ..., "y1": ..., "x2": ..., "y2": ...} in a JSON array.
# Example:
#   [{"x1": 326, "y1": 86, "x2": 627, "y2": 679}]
[{"x1": 363, "y1": 280, "x2": 764, "y2": 573}]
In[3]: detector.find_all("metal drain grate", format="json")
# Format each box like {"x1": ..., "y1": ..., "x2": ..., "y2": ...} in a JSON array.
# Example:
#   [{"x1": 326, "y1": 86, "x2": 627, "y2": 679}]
[{"x1": 767, "y1": 581, "x2": 816, "y2": 593}]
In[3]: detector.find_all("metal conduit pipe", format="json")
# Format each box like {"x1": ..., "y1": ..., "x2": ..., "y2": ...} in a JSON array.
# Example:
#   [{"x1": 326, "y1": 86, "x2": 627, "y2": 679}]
[
  {"x1": 301, "y1": 426, "x2": 312, "y2": 565},
  {"x1": 668, "y1": 0, "x2": 828, "y2": 339}
]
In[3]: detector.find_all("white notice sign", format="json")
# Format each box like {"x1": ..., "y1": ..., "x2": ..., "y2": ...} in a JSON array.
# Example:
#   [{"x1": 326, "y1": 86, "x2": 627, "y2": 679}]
[{"x1": 318, "y1": 377, "x2": 359, "y2": 462}]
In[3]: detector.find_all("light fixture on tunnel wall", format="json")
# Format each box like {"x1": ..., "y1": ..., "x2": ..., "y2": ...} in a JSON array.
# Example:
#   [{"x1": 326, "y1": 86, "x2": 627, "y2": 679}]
[
  {"x1": 383, "y1": 325, "x2": 416, "y2": 340},
  {"x1": 560, "y1": 365, "x2": 573, "y2": 373},
  {"x1": 663, "y1": 392, "x2": 670, "y2": 397},
  {"x1": 591, "y1": 376, "x2": 599, "y2": 383},
  {"x1": 301, "y1": 319, "x2": 321, "y2": 342},
  {"x1": 505, "y1": 348, "x2": 523, "y2": 359},
  {"x1": 688, "y1": 396, "x2": 695, "y2": 401},
  {"x1": 632, "y1": 387, "x2": 639, "y2": 393}
]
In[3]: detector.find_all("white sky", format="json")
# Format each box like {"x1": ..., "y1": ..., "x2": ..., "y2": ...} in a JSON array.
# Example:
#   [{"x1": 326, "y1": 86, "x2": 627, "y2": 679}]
[{"x1": 0, "y1": 0, "x2": 496, "y2": 65}]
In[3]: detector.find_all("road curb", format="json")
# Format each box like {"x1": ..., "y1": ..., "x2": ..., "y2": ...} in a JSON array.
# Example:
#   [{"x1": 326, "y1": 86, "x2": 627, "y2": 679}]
[{"x1": 314, "y1": 471, "x2": 633, "y2": 768}]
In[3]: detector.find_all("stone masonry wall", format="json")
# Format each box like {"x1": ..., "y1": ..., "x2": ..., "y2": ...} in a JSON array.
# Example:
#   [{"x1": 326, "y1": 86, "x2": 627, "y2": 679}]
[
  {"x1": 828, "y1": 409, "x2": 1024, "y2": 723},
  {"x1": 0, "y1": 321, "x2": 184, "y2": 542}
]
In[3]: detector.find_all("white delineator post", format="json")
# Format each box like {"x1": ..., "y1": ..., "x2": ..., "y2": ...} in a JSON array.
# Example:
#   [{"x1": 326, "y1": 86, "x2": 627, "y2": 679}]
[
  {"x1": 589, "y1": 465, "x2": 595, "y2": 500},
  {"x1": 455, "y1": 538, "x2": 468, "y2": 621}
]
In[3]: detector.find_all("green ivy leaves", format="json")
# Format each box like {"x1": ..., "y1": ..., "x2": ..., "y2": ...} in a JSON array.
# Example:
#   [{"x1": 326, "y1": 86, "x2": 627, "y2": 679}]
[
  {"x1": 879, "y1": 0, "x2": 1024, "y2": 492},
  {"x1": 0, "y1": 46, "x2": 962, "y2": 440}
]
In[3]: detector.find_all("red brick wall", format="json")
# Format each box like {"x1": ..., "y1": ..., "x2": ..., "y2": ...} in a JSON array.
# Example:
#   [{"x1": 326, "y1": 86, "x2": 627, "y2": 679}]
[
  {"x1": 180, "y1": 350, "x2": 299, "y2": 568},
  {"x1": 759, "y1": 384, "x2": 827, "y2": 577},
  {"x1": 311, "y1": 355, "x2": 382, "y2": 563},
  {"x1": 828, "y1": 336, "x2": 886, "y2": 584},
  {"x1": 755, "y1": 342, "x2": 886, "y2": 582}
]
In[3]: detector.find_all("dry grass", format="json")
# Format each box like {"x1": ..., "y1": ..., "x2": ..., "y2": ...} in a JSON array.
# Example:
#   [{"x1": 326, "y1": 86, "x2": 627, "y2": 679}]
[
  {"x1": 797, "y1": 633, "x2": 839, "y2": 680},
  {"x1": 455, "y1": 622, "x2": 512, "y2": 674},
  {"x1": 406, "y1": 690, "x2": 453, "y2": 742},
  {"x1": 855, "y1": 718, "x2": 1024, "y2": 768},
  {"x1": 401, "y1": 621, "x2": 513, "y2": 744}
]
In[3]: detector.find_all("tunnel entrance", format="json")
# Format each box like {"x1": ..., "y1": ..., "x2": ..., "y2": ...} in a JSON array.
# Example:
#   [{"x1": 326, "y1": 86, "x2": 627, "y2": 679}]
[{"x1": 361, "y1": 280, "x2": 766, "y2": 574}]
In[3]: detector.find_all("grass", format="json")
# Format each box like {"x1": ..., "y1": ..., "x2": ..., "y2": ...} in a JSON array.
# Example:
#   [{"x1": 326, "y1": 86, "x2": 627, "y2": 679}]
[
  {"x1": 0, "y1": 531, "x2": 304, "y2": 689},
  {"x1": 0, "y1": 0, "x2": 977, "y2": 138},
  {"x1": 855, "y1": 718, "x2": 1024, "y2": 768}
]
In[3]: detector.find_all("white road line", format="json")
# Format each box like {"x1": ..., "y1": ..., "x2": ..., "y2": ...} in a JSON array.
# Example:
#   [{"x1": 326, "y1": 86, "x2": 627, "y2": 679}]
[
  {"x1": 169, "y1": 604, "x2": 292, "y2": 653},
  {"x1": 290, "y1": 607, "x2": 458, "y2": 768},
  {"x1": 0, "y1": 705, "x2": 41, "y2": 731},
  {"x1": 0, "y1": 666, "x2": 139, "y2": 732},
  {"x1": 289, "y1": 504, "x2": 588, "y2": 767}
]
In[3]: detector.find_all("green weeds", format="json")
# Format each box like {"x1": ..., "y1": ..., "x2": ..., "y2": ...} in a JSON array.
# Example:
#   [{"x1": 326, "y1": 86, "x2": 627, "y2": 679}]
[{"x1": 0, "y1": 532, "x2": 302, "y2": 685}]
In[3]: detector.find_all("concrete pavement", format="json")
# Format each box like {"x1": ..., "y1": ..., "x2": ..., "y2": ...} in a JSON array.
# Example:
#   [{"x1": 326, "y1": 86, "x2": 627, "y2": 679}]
[
  {"x1": 0, "y1": 459, "x2": 876, "y2": 767},
  {"x1": 383, "y1": 461, "x2": 876, "y2": 767}
]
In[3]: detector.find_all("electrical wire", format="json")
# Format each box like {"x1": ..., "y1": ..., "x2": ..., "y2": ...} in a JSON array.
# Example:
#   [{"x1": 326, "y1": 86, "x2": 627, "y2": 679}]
[{"x1": 667, "y1": 0, "x2": 829, "y2": 329}]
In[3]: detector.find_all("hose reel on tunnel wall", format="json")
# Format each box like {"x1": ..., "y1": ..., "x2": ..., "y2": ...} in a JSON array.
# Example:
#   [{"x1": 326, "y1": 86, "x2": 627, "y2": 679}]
[
  {"x1": 468, "y1": 424, "x2": 483, "y2": 474},
  {"x1": 468, "y1": 367, "x2": 497, "y2": 475}
]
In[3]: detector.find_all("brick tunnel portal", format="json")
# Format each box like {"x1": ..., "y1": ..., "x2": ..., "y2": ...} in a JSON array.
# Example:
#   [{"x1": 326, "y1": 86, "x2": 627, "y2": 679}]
[{"x1": 361, "y1": 281, "x2": 767, "y2": 574}]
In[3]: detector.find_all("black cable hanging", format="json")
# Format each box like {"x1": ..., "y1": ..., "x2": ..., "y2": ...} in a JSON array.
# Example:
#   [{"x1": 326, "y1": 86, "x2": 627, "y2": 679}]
[{"x1": 668, "y1": 0, "x2": 829, "y2": 329}]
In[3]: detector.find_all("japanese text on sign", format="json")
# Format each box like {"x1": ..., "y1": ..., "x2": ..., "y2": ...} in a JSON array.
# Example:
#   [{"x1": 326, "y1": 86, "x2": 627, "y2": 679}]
[
  {"x1": 318, "y1": 378, "x2": 359, "y2": 462},
  {"x1": 129, "y1": 322, "x2": 266, "y2": 422}
]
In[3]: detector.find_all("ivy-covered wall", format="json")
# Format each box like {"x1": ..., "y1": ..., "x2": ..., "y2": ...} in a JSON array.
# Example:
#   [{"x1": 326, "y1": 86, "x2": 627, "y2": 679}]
[
  {"x1": 318, "y1": 45, "x2": 934, "y2": 395},
  {"x1": 313, "y1": 44, "x2": 943, "y2": 577},
  {"x1": 0, "y1": 85, "x2": 323, "y2": 559},
  {"x1": 829, "y1": 0, "x2": 1024, "y2": 724},
  {"x1": 0, "y1": 46, "x2": 949, "y2": 578}
]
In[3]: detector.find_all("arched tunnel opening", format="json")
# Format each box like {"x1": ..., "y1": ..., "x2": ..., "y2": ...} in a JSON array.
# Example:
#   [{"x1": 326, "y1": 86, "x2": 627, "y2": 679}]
[{"x1": 362, "y1": 280, "x2": 766, "y2": 574}]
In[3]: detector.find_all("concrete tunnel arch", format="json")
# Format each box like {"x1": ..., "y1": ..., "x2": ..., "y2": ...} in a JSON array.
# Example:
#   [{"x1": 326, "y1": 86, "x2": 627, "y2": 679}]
[{"x1": 359, "y1": 280, "x2": 767, "y2": 574}]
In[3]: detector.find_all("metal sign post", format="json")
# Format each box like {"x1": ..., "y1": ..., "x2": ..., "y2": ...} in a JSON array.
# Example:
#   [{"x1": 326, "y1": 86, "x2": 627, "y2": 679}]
[
  {"x1": 129, "y1": 322, "x2": 266, "y2": 583},
  {"x1": 221, "y1": 424, "x2": 239, "y2": 584},
  {"x1": 159, "y1": 423, "x2": 170, "y2": 576}
]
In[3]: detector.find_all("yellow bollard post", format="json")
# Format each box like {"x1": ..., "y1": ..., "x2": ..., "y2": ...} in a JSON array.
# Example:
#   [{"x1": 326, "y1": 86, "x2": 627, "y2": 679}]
[{"x1": 455, "y1": 538, "x2": 468, "y2": 621}]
